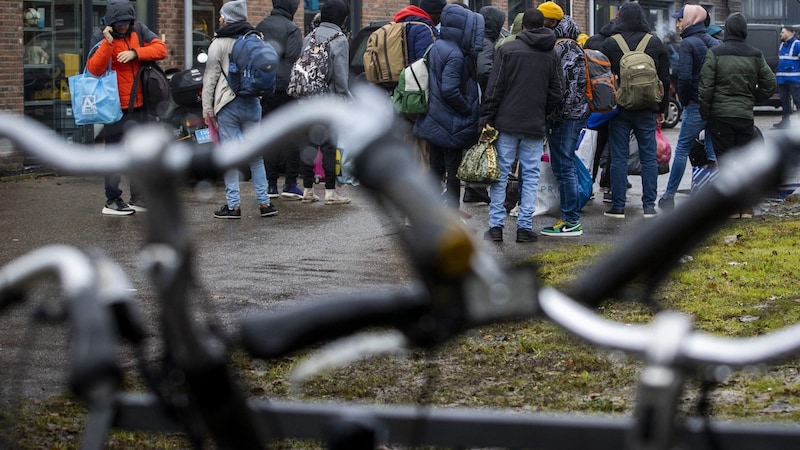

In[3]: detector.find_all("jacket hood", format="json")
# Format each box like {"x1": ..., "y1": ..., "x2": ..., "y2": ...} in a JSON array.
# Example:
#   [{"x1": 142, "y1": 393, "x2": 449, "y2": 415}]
[
  {"x1": 320, "y1": 0, "x2": 348, "y2": 27},
  {"x1": 681, "y1": 21, "x2": 707, "y2": 39},
  {"x1": 394, "y1": 5, "x2": 433, "y2": 24},
  {"x1": 517, "y1": 27, "x2": 557, "y2": 52},
  {"x1": 616, "y1": 2, "x2": 650, "y2": 33},
  {"x1": 271, "y1": 0, "x2": 299, "y2": 17},
  {"x1": 479, "y1": 6, "x2": 505, "y2": 42},
  {"x1": 440, "y1": 4, "x2": 484, "y2": 54},
  {"x1": 599, "y1": 20, "x2": 616, "y2": 37},
  {"x1": 724, "y1": 13, "x2": 748, "y2": 41},
  {"x1": 554, "y1": 15, "x2": 580, "y2": 40},
  {"x1": 105, "y1": 0, "x2": 135, "y2": 25},
  {"x1": 681, "y1": 4, "x2": 707, "y2": 28}
]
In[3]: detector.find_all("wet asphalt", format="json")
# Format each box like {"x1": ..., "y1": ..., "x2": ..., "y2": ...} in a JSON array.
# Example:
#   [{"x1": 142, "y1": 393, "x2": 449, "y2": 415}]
[{"x1": 0, "y1": 109, "x2": 783, "y2": 403}]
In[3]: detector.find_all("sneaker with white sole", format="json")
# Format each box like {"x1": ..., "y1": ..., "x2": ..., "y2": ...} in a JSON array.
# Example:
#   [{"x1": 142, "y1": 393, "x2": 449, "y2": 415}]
[
  {"x1": 102, "y1": 198, "x2": 135, "y2": 216},
  {"x1": 325, "y1": 189, "x2": 351, "y2": 205},
  {"x1": 541, "y1": 220, "x2": 583, "y2": 237},
  {"x1": 302, "y1": 188, "x2": 320, "y2": 203},
  {"x1": 128, "y1": 200, "x2": 147, "y2": 213},
  {"x1": 509, "y1": 205, "x2": 520, "y2": 217},
  {"x1": 259, "y1": 203, "x2": 278, "y2": 217},
  {"x1": 280, "y1": 183, "x2": 304, "y2": 200},
  {"x1": 213, "y1": 205, "x2": 241, "y2": 219}
]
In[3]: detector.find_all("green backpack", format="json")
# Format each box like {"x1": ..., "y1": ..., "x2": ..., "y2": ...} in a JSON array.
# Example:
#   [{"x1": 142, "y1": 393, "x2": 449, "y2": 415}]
[
  {"x1": 612, "y1": 34, "x2": 663, "y2": 110},
  {"x1": 392, "y1": 45, "x2": 432, "y2": 117}
]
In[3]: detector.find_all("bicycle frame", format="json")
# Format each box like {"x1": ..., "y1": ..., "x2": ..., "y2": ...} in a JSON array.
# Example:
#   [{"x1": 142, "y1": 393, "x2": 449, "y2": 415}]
[{"x1": 3, "y1": 86, "x2": 800, "y2": 449}]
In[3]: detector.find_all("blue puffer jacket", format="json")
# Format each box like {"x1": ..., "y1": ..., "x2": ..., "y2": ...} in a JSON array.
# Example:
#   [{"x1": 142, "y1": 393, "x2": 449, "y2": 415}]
[
  {"x1": 777, "y1": 36, "x2": 800, "y2": 84},
  {"x1": 676, "y1": 22, "x2": 718, "y2": 104},
  {"x1": 393, "y1": 6, "x2": 439, "y2": 62},
  {"x1": 414, "y1": 4, "x2": 484, "y2": 149}
]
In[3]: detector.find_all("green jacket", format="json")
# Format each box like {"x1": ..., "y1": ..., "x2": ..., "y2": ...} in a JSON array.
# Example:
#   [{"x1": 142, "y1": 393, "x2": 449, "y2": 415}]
[{"x1": 698, "y1": 14, "x2": 776, "y2": 120}]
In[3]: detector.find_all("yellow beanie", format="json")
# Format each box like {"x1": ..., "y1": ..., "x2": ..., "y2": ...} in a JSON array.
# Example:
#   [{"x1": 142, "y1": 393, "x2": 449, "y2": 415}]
[{"x1": 538, "y1": 2, "x2": 564, "y2": 21}]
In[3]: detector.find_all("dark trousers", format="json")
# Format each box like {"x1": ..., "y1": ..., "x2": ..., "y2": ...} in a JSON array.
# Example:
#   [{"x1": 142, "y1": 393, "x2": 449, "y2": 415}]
[
  {"x1": 102, "y1": 108, "x2": 146, "y2": 203},
  {"x1": 429, "y1": 143, "x2": 463, "y2": 209},
  {"x1": 301, "y1": 140, "x2": 338, "y2": 189},
  {"x1": 262, "y1": 92, "x2": 300, "y2": 187},
  {"x1": 706, "y1": 116, "x2": 755, "y2": 159}
]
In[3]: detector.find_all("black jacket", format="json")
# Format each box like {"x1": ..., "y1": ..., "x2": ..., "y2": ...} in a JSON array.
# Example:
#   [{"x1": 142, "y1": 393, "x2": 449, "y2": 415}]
[
  {"x1": 480, "y1": 27, "x2": 562, "y2": 137},
  {"x1": 600, "y1": 3, "x2": 671, "y2": 113},
  {"x1": 255, "y1": 0, "x2": 302, "y2": 93}
]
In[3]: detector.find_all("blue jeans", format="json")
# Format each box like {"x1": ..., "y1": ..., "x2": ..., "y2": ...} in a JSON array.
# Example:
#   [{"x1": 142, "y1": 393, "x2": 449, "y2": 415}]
[
  {"x1": 609, "y1": 109, "x2": 658, "y2": 210},
  {"x1": 778, "y1": 83, "x2": 800, "y2": 119},
  {"x1": 662, "y1": 103, "x2": 714, "y2": 199},
  {"x1": 217, "y1": 96, "x2": 269, "y2": 207},
  {"x1": 547, "y1": 118, "x2": 586, "y2": 223},
  {"x1": 489, "y1": 132, "x2": 543, "y2": 231}
]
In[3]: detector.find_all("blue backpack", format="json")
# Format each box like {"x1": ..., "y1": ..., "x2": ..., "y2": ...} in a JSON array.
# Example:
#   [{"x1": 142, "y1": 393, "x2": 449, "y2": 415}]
[{"x1": 227, "y1": 30, "x2": 279, "y2": 97}]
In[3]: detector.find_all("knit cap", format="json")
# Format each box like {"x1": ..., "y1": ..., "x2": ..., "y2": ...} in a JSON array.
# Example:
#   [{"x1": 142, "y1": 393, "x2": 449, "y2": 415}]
[
  {"x1": 537, "y1": 1, "x2": 564, "y2": 21},
  {"x1": 419, "y1": 0, "x2": 446, "y2": 15},
  {"x1": 221, "y1": 0, "x2": 248, "y2": 24}
]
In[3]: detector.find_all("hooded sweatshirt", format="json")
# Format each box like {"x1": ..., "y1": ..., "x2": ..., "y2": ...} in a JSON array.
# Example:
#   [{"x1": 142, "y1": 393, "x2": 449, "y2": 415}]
[
  {"x1": 551, "y1": 15, "x2": 589, "y2": 121},
  {"x1": 481, "y1": 26, "x2": 562, "y2": 137},
  {"x1": 255, "y1": 0, "x2": 302, "y2": 93},
  {"x1": 600, "y1": 2, "x2": 671, "y2": 113},
  {"x1": 86, "y1": 0, "x2": 167, "y2": 110},
  {"x1": 676, "y1": 6, "x2": 719, "y2": 104},
  {"x1": 699, "y1": 13, "x2": 776, "y2": 120},
  {"x1": 394, "y1": 5, "x2": 439, "y2": 62},
  {"x1": 477, "y1": 6, "x2": 506, "y2": 91}
]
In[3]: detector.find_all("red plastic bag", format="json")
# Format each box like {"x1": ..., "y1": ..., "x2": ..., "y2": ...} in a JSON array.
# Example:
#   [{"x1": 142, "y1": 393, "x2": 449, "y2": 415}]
[{"x1": 656, "y1": 124, "x2": 671, "y2": 164}]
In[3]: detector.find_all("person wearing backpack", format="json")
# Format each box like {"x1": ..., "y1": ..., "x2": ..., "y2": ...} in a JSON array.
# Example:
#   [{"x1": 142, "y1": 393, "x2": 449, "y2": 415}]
[
  {"x1": 87, "y1": 0, "x2": 167, "y2": 216},
  {"x1": 699, "y1": 13, "x2": 776, "y2": 219},
  {"x1": 600, "y1": 2, "x2": 671, "y2": 219},
  {"x1": 295, "y1": 0, "x2": 353, "y2": 205},
  {"x1": 255, "y1": 0, "x2": 304, "y2": 201},
  {"x1": 202, "y1": 0, "x2": 277, "y2": 219},
  {"x1": 541, "y1": 8, "x2": 590, "y2": 238},
  {"x1": 657, "y1": 5, "x2": 719, "y2": 211},
  {"x1": 413, "y1": 4, "x2": 483, "y2": 212}
]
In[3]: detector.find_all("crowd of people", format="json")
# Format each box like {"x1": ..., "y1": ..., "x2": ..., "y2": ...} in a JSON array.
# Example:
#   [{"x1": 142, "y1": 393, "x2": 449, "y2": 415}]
[{"x1": 94, "y1": 0, "x2": 783, "y2": 235}]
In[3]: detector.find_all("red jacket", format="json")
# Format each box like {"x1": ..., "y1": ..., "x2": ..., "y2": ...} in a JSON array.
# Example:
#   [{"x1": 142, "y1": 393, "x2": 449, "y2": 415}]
[{"x1": 87, "y1": 31, "x2": 168, "y2": 110}]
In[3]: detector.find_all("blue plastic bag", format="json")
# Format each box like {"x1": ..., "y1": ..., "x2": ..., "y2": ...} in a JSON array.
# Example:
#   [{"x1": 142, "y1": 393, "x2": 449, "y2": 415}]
[
  {"x1": 69, "y1": 63, "x2": 123, "y2": 125},
  {"x1": 576, "y1": 157, "x2": 593, "y2": 210}
]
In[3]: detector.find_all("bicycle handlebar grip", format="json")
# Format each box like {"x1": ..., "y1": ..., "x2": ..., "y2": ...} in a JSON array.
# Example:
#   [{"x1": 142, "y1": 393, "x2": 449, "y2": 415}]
[
  {"x1": 240, "y1": 288, "x2": 430, "y2": 360},
  {"x1": 353, "y1": 136, "x2": 476, "y2": 281}
]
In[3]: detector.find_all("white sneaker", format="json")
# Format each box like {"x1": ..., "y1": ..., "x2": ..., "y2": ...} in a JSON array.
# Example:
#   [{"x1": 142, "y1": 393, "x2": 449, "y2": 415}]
[
  {"x1": 302, "y1": 187, "x2": 320, "y2": 203},
  {"x1": 325, "y1": 189, "x2": 351, "y2": 205},
  {"x1": 509, "y1": 205, "x2": 519, "y2": 217}
]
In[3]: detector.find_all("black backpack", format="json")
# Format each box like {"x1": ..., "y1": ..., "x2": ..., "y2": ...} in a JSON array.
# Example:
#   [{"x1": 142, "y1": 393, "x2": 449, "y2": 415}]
[{"x1": 129, "y1": 22, "x2": 171, "y2": 118}]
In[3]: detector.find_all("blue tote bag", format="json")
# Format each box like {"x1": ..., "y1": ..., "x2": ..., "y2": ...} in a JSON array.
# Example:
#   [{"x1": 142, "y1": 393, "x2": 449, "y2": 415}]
[{"x1": 69, "y1": 44, "x2": 123, "y2": 125}]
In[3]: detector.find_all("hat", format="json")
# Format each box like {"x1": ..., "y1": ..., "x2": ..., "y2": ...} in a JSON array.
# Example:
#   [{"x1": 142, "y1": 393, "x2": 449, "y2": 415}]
[
  {"x1": 220, "y1": 0, "x2": 247, "y2": 24},
  {"x1": 537, "y1": 2, "x2": 564, "y2": 21},
  {"x1": 671, "y1": 6, "x2": 685, "y2": 19},
  {"x1": 419, "y1": 0, "x2": 446, "y2": 15}
]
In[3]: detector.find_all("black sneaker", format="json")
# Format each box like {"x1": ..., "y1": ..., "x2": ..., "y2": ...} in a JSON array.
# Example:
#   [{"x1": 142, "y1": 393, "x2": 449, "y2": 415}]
[
  {"x1": 214, "y1": 205, "x2": 241, "y2": 219},
  {"x1": 602, "y1": 190, "x2": 613, "y2": 203},
  {"x1": 268, "y1": 185, "x2": 279, "y2": 198},
  {"x1": 657, "y1": 196, "x2": 674, "y2": 211},
  {"x1": 463, "y1": 185, "x2": 490, "y2": 203},
  {"x1": 259, "y1": 203, "x2": 278, "y2": 217},
  {"x1": 643, "y1": 206, "x2": 657, "y2": 219},
  {"x1": 516, "y1": 228, "x2": 537, "y2": 243},
  {"x1": 604, "y1": 207, "x2": 625, "y2": 219},
  {"x1": 484, "y1": 226, "x2": 503, "y2": 242}
]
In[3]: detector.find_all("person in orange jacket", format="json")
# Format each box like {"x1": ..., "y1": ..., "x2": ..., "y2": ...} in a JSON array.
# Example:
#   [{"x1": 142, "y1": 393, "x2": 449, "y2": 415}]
[{"x1": 87, "y1": 0, "x2": 167, "y2": 216}]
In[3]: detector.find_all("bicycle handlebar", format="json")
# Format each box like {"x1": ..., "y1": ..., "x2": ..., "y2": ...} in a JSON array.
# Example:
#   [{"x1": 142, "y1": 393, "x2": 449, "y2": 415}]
[{"x1": 0, "y1": 246, "x2": 131, "y2": 400}]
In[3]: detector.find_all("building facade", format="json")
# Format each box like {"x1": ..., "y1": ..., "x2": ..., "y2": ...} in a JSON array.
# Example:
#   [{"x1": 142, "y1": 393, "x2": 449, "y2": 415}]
[{"x1": 1, "y1": 0, "x2": 750, "y2": 171}]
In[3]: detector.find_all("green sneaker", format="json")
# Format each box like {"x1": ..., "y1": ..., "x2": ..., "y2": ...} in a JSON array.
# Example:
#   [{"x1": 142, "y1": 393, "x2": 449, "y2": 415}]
[{"x1": 541, "y1": 220, "x2": 583, "y2": 237}]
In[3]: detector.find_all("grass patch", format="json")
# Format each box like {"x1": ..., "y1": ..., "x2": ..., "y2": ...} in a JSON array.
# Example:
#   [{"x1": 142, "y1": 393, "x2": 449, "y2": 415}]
[{"x1": 5, "y1": 216, "x2": 800, "y2": 447}]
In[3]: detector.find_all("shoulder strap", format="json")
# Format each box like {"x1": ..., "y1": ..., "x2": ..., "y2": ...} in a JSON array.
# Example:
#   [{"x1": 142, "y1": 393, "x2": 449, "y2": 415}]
[
  {"x1": 634, "y1": 34, "x2": 652, "y2": 52},
  {"x1": 612, "y1": 34, "x2": 630, "y2": 53}
]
